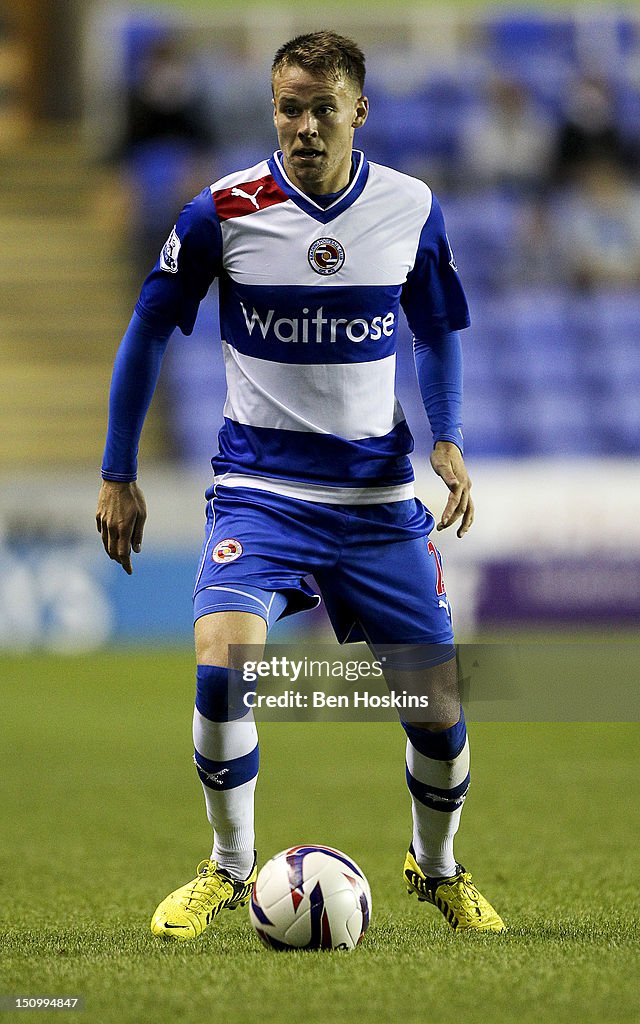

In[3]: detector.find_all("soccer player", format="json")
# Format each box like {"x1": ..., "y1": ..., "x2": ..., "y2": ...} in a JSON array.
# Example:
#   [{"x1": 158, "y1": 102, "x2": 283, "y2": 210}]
[{"x1": 96, "y1": 31, "x2": 505, "y2": 937}]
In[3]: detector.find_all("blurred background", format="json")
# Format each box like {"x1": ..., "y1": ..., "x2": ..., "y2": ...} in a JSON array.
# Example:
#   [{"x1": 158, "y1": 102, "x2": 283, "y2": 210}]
[{"x1": 0, "y1": 0, "x2": 639, "y2": 651}]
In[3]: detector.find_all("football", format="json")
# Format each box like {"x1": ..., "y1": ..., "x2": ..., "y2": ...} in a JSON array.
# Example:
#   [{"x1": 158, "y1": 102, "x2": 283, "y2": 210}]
[{"x1": 249, "y1": 844, "x2": 372, "y2": 951}]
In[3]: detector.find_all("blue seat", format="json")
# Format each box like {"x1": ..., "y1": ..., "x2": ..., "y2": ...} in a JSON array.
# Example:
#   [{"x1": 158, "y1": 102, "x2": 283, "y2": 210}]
[
  {"x1": 591, "y1": 292, "x2": 640, "y2": 340},
  {"x1": 594, "y1": 391, "x2": 640, "y2": 454},
  {"x1": 584, "y1": 339, "x2": 640, "y2": 393},
  {"x1": 488, "y1": 14, "x2": 576, "y2": 68},
  {"x1": 507, "y1": 390, "x2": 601, "y2": 454},
  {"x1": 466, "y1": 291, "x2": 576, "y2": 393},
  {"x1": 360, "y1": 90, "x2": 443, "y2": 164},
  {"x1": 444, "y1": 195, "x2": 519, "y2": 292},
  {"x1": 463, "y1": 390, "x2": 524, "y2": 456},
  {"x1": 463, "y1": 335, "x2": 501, "y2": 391},
  {"x1": 214, "y1": 143, "x2": 272, "y2": 178}
]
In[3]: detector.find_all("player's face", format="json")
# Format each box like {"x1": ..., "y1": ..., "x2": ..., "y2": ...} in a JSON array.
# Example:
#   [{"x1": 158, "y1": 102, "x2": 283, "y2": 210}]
[{"x1": 272, "y1": 65, "x2": 368, "y2": 195}]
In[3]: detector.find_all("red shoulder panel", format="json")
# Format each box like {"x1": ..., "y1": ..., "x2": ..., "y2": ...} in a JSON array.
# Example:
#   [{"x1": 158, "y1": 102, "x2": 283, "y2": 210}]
[{"x1": 213, "y1": 175, "x2": 288, "y2": 221}]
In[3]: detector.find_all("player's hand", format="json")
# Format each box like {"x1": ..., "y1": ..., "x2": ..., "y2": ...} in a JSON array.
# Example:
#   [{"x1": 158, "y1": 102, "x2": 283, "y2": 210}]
[
  {"x1": 96, "y1": 480, "x2": 147, "y2": 575},
  {"x1": 430, "y1": 441, "x2": 474, "y2": 538}
]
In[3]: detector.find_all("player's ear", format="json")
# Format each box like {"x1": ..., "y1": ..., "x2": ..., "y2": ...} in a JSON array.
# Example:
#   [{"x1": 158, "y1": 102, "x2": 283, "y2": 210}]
[
  {"x1": 352, "y1": 95, "x2": 369, "y2": 129},
  {"x1": 272, "y1": 96, "x2": 277, "y2": 126}
]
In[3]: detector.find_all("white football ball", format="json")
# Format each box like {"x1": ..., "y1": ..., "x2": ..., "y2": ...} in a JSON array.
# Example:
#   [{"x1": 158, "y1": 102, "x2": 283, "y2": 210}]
[{"x1": 249, "y1": 844, "x2": 372, "y2": 951}]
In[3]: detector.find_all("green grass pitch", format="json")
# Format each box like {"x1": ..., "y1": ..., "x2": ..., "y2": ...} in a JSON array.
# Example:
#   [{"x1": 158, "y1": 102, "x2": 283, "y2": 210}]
[{"x1": 1, "y1": 651, "x2": 638, "y2": 1024}]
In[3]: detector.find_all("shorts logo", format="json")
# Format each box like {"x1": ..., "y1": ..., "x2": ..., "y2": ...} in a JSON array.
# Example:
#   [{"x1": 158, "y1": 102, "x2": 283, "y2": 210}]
[
  {"x1": 160, "y1": 226, "x2": 181, "y2": 273},
  {"x1": 212, "y1": 538, "x2": 243, "y2": 564},
  {"x1": 308, "y1": 237, "x2": 345, "y2": 276},
  {"x1": 211, "y1": 538, "x2": 243, "y2": 564}
]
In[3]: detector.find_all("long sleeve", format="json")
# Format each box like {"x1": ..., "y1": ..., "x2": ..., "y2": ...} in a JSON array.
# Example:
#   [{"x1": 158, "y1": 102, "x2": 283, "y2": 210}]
[
  {"x1": 101, "y1": 311, "x2": 174, "y2": 481},
  {"x1": 413, "y1": 330, "x2": 464, "y2": 453}
]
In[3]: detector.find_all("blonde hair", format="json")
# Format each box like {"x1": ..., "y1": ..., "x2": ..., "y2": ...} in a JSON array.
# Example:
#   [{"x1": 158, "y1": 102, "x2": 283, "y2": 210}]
[{"x1": 272, "y1": 31, "x2": 366, "y2": 93}]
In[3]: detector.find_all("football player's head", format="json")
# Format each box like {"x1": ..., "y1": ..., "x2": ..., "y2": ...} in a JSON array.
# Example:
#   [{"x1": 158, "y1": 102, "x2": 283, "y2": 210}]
[{"x1": 271, "y1": 31, "x2": 369, "y2": 195}]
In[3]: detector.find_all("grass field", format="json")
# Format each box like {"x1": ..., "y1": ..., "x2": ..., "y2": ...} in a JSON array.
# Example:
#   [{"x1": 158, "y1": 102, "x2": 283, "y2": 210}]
[{"x1": 1, "y1": 651, "x2": 638, "y2": 1024}]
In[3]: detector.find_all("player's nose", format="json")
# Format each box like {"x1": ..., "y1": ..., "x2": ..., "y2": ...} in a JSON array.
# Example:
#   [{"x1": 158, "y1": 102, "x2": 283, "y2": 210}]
[{"x1": 298, "y1": 112, "x2": 318, "y2": 136}]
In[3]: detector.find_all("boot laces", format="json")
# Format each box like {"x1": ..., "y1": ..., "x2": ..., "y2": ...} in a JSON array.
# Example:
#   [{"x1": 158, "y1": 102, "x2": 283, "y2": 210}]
[{"x1": 184, "y1": 860, "x2": 232, "y2": 910}]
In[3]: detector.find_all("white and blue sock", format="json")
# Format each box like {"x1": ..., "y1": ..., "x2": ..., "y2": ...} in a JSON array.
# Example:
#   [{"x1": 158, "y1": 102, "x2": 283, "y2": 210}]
[
  {"x1": 402, "y1": 708, "x2": 470, "y2": 878},
  {"x1": 193, "y1": 664, "x2": 258, "y2": 880}
]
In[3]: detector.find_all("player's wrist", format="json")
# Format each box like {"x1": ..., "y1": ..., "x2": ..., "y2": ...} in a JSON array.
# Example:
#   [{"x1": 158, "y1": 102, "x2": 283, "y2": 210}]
[
  {"x1": 433, "y1": 437, "x2": 463, "y2": 456},
  {"x1": 100, "y1": 474, "x2": 138, "y2": 485}
]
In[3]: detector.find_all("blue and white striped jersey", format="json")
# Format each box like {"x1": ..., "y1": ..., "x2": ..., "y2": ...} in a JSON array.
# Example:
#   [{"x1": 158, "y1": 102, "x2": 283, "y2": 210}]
[{"x1": 137, "y1": 150, "x2": 469, "y2": 503}]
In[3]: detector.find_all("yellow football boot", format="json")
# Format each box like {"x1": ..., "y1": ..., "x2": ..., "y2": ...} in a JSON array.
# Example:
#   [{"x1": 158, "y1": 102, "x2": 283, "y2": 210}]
[
  {"x1": 404, "y1": 846, "x2": 505, "y2": 932},
  {"x1": 151, "y1": 857, "x2": 257, "y2": 940}
]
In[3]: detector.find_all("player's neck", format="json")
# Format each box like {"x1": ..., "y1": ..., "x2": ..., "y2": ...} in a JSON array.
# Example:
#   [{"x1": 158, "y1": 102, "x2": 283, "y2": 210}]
[{"x1": 297, "y1": 153, "x2": 358, "y2": 204}]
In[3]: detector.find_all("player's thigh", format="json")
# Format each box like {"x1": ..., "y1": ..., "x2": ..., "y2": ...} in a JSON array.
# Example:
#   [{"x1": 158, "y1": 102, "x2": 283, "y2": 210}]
[
  {"x1": 318, "y1": 510, "x2": 458, "y2": 727},
  {"x1": 195, "y1": 610, "x2": 267, "y2": 666},
  {"x1": 320, "y1": 534, "x2": 453, "y2": 646}
]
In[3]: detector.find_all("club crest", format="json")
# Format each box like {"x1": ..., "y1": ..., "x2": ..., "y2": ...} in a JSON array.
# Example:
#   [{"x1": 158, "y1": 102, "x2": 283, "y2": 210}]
[
  {"x1": 212, "y1": 538, "x2": 243, "y2": 564},
  {"x1": 308, "y1": 237, "x2": 345, "y2": 276}
]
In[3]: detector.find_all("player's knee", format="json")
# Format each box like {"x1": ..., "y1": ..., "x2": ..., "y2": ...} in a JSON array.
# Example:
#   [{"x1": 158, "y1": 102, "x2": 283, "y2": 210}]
[
  {"x1": 196, "y1": 664, "x2": 252, "y2": 722},
  {"x1": 401, "y1": 707, "x2": 467, "y2": 759}
]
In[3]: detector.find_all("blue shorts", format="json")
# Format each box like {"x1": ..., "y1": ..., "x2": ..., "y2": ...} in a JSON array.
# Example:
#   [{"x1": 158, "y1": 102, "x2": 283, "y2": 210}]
[{"x1": 193, "y1": 486, "x2": 454, "y2": 646}]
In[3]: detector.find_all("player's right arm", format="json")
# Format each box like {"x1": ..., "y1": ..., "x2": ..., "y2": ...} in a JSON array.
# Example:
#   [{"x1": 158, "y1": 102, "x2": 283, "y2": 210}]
[{"x1": 96, "y1": 187, "x2": 223, "y2": 573}]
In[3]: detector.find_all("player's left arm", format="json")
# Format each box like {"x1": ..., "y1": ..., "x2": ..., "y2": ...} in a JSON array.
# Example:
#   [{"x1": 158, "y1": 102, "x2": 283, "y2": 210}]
[
  {"x1": 414, "y1": 331, "x2": 474, "y2": 538},
  {"x1": 402, "y1": 191, "x2": 474, "y2": 538}
]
